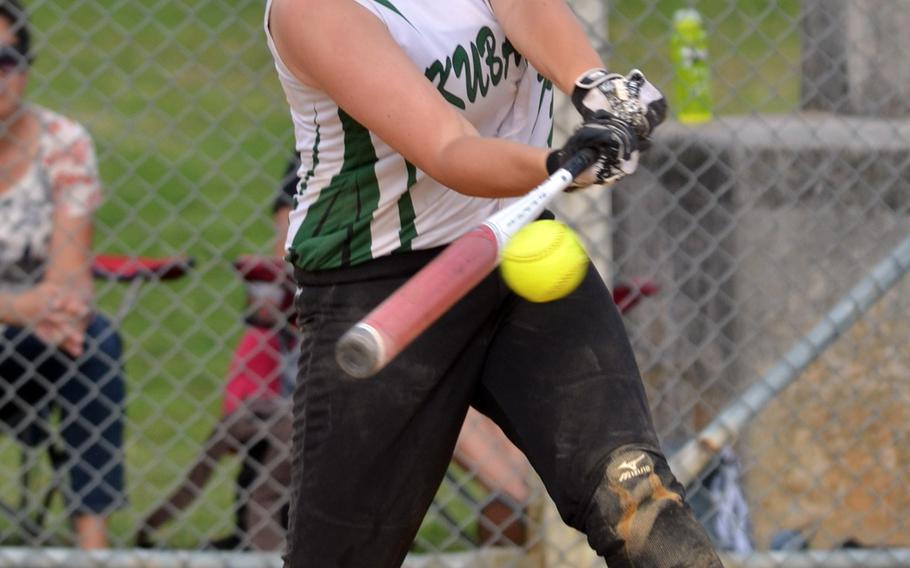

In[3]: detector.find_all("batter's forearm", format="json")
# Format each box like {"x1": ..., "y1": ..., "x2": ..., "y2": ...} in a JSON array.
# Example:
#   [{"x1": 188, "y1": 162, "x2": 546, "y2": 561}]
[
  {"x1": 429, "y1": 137, "x2": 550, "y2": 198},
  {"x1": 490, "y1": 0, "x2": 605, "y2": 94}
]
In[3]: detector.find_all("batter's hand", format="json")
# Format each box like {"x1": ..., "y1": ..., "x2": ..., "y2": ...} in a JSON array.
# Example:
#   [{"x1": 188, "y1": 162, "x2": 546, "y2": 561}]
[
  {"x1": 571, "y1": 68, "x2": 667, "y2": 143},
  {"x1": 547, "y1": 113, "x2": 640, "y2": 189}
]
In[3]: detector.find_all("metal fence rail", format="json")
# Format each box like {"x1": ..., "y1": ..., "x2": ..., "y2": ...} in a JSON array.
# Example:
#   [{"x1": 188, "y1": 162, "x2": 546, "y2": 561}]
[{"x1": 4, "y1": 548, "x2": 910, "y2": 568}]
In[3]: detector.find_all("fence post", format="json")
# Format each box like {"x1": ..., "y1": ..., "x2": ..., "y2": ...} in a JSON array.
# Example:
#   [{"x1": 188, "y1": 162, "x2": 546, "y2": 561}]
[
  {"x1": 801, "y1": 0, "x2": 910, "y2": 116},
  {"x1": 530, "y1": 0, "x2": 610, "y2": 564},
  {"x1": 552, "y1": 0, "x2": 613, "y2": 284}
]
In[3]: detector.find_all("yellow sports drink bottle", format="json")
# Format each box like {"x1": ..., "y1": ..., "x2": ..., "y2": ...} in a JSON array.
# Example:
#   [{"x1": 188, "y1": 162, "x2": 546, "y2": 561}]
[{"x1": 670, "y1": 8, "x2": 713, "y2": 124}]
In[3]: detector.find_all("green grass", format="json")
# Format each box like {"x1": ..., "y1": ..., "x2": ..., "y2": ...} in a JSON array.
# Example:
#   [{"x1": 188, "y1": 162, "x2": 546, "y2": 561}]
[
  {"x1": 608, "y1": 0, "x2": 802, "y2": 115},
  {"x1": 0, "y1": 0, "x2": 801, "y2": 550}
]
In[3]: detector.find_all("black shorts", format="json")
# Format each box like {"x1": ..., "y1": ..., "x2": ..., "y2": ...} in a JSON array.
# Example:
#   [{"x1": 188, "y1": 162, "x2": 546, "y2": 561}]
[{"x1": 286, "y1": 246, "x2": 660, "y2": 567}]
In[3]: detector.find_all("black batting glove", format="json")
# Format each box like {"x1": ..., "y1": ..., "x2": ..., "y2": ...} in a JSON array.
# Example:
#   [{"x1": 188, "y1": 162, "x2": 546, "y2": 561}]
[{"x1": 546, "y1": 113, "x2": 640, "y2": 190}]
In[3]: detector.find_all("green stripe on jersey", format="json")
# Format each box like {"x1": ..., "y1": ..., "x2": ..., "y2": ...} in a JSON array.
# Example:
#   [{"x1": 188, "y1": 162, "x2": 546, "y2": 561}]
[
  {"x1": 300, "y1": 112, "x2": 321, "y2": 193},
  {"x1": 395, "y1": 161, "x2": 418, "y2": 252},
  {"x1": 291, "y1": 109, "x2": 380, "y2": 269},
  {"x1": 371, "y1": 0, "x2": 416, "y2": 28}
]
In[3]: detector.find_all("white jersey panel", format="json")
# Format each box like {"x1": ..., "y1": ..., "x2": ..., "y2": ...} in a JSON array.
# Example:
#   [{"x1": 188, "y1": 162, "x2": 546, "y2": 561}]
[
  {"x1": 368, "y1": 130, "x2": 407, "y2": 257},
  {"x1": 265, "y1": 0, "x2": 554, "y2": 270}
]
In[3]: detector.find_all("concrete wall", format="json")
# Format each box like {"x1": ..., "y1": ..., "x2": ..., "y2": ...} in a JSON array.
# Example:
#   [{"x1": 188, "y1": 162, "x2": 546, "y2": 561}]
[
  {"x1": 617, "y1": 114, "x2": 910, "y2": 547},
  {"x1": 802, "y1": 0, "x2": 910, "y2": 116}
]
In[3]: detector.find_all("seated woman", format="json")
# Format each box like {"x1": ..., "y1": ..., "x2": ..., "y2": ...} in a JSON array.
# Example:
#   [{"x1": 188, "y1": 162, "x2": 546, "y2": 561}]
[{"x1": 0, "y1": 0, "x2": 125, "y2": 549}]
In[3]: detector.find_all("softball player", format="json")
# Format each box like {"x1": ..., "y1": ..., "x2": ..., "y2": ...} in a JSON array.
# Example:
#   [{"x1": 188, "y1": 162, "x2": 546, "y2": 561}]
[{"x1": 265, "y1": 0, "x2": 723, "y2": 565}]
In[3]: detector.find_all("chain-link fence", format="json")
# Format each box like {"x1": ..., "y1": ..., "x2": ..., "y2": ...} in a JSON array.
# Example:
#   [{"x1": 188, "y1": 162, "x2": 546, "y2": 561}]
[{"x1": 1, "y1": 0, "x2": 908, "y2": 566}]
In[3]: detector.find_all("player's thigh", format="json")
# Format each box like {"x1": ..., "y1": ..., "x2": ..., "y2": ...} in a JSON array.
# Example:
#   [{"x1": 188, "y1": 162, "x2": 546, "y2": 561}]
[
  {"x1": 477, "y1": 265, "x2": 660, "y2": 521},
  {"x1": 290, "y1": 272, "x2": 499, "y2": 527}
]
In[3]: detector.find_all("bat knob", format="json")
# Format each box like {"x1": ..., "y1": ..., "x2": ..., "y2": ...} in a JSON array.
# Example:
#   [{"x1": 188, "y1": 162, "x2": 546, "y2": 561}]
[{"x1": 335, "y1": 324, "x2": 384, "y2": 379}]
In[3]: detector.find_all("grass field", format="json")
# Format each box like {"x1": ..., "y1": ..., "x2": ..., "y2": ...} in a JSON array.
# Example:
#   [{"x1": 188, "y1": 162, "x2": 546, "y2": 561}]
[{"x1": 0, "y1": 0, "x2": 800, "y2": 550}]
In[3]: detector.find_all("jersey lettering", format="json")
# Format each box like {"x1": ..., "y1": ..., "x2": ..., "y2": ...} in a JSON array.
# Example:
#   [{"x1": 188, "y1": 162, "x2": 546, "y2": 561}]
[{"x1": 425, "y1": 26, "x2": 523, "y2": 108}]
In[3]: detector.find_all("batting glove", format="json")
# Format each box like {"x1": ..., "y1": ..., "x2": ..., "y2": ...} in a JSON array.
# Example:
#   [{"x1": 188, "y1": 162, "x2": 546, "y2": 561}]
[
  {"x1": 546, "y1": 113, "x2": 640, "y2": 189},
  {"x1": 571, "y1": 68, "x2": 667, "y2": 143}
]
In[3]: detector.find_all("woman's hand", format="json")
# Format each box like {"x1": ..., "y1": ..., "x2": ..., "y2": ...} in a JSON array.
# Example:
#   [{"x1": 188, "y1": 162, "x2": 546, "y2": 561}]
[
  {"x1": 13, "y1": 282, "x2": 91, "y2": 357},
  {"x1": 546, "y1": 114, "x2": 641, "y2": 189}
]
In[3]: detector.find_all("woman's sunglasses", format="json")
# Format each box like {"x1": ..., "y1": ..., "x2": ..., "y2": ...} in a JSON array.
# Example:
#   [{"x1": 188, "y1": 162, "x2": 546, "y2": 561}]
[{"x1": 0, "y1": 45, "x2": 30, "y2": 73}]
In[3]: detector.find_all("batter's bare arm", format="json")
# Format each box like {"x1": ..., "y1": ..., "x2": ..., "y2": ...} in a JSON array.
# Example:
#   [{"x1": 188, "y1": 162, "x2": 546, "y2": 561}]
[
  {"x1": 488, "y1": 0, "x2": 605, "y2": 94},
  {"x1": 269, "y1": 0, "x2": 549, "y2": 198},
  {"x1": 490, "y1": 0, "x2": 667, "y2": 142}
]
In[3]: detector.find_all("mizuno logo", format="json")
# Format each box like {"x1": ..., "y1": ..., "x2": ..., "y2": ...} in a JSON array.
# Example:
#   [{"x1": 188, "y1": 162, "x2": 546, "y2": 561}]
[{"x1": 617, "y1": 454, "x2": 652, "y2": 482}]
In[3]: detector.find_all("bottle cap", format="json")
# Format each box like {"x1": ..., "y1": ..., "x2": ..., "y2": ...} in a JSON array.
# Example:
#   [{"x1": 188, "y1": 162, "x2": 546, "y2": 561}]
[
  {"x1": 673, "y1": 8, "x2": 703, "y2": 34},
  {"x1": 673, "y1": 8, "x2": 702, "y2": 23}
]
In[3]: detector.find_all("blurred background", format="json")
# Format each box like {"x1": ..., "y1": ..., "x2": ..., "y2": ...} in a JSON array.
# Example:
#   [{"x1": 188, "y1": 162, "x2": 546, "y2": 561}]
[{"x1": 0, "y1": 0, "x2": 907, "y2": 566}]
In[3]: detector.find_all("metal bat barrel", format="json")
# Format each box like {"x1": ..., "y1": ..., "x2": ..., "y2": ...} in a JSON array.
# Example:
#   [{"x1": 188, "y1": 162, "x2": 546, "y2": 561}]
[
  {"x1": 335, "y1": 150, "x2": 597, "y2": 378},
  {"x1": 335, "y1": 225, "x2": 501, "y2": 378},
  {"x1": 334, "y1": 323, "x2": 386, "y2": 379}
]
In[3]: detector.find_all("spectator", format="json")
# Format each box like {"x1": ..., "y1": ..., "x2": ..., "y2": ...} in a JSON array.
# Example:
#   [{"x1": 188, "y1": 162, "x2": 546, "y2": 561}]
[
  {"x1": 0, "y1": 0, "x2": 125, "y2": 549},
  {"x1": 134, "y1": 253, "x2": 294, "y2": 552}
]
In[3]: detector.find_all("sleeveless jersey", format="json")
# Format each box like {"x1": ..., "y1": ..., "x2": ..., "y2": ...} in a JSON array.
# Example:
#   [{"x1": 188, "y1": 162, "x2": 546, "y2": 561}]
[{"x1": 264, "y1": 0, "x2": 553, "y2": 270}]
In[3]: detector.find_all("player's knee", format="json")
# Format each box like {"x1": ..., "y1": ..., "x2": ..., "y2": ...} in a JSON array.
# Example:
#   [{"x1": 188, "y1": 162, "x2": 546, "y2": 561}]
[{"x1": 582, "y1": 444, "x2": 723, "y2": 568}]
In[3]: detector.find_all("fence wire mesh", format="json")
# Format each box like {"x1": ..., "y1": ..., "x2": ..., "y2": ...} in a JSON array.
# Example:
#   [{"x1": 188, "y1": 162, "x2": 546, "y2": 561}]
[{"x1": 0, "y1": 0, "x2": 908, "y2": 566}]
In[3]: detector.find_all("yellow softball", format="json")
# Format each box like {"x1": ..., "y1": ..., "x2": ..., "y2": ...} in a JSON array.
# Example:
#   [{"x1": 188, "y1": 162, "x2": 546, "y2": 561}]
[{"x1": 500, "y1": 219, "x2": 589, "y2": 303}]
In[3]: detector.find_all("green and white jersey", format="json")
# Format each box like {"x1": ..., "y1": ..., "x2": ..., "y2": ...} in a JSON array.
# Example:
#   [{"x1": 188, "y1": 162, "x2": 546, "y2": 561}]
[{"x1": 264, "y1": 0, "x2": 553, "y2": 270}]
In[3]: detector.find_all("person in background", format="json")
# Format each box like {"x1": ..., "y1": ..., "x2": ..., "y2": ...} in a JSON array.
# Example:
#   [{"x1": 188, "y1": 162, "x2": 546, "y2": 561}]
[
  {"x1": 0, "y1": 0, "x2": 125, "y2": 549},
  {"x1": 134, "y1": 247, "x2": 295, "y2": 551}
]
